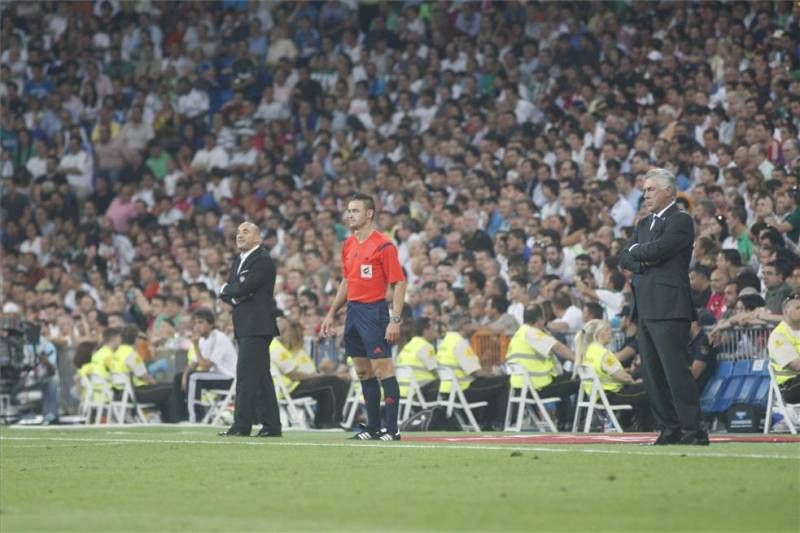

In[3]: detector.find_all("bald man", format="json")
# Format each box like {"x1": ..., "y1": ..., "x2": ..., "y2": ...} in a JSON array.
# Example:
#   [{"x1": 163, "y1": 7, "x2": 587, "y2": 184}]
[{"x1": 218, "y1": 221, "x2": 282, "y2": 437}]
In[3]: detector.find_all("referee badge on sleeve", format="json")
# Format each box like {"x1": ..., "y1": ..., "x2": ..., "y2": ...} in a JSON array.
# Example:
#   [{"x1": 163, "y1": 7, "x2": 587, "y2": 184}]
[{"x1": 360, "y1": 264, "x2": 373, "y2": 279}]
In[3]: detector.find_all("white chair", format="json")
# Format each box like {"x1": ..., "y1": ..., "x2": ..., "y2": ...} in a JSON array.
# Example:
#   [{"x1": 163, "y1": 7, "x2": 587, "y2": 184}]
[
  {"x1": 396, "y1": 365, "x2": 434, "y2": 423},
  {"x1": 340, "y1": 365, "x2": 365, "y2": 429},
  {"x1": 435, "y1": 366, "x2": 488, "y2": 432},
  {"x1": 109, "y1": 373, "x2": 155, "y2": 424},
  {"x1": 79, "y1": 374, "x2": 114, "y2": 424},
  {"x1": 186, "y1": 372, "x2": 234, "y2": 423},
  {"x1": 271, "y1": 367, "x2": 317, "y2": 429},
  {"x1": 202, "y1": 378, "x2": 237, "y2": 425},
  {"x1": 764, "y1": 366, "x2": 799, "y2": 434},
  {"x1": 503, "y1": 362, "x2": 560, "y2": 432},
  {"x1": 572, "y1": 365, "x2": 632, "y2": 433}
]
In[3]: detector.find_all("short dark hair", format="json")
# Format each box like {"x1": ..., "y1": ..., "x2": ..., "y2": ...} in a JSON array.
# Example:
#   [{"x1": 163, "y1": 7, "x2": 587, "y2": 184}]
[
  {"x1": 192, "y1": 308, "x2": 215, "y2": 325},
  {"x1": 523, "y1": 305, "x2": 544, "y2": 325},
  {"x1": 489, "y1": 295, "x2": 510, "y2": 314},
  {"x1": 583, "y1": 301, "x2": 604, "y2": 320},
  {"x1": 466, "y1": 270, "x2": 486, "y2": 290},
  {"x1": 120, "y1": 325, "x2": 138, "y2": 345},
  {"x1": 102, "y1": 327, "x2": 120, "y2": 343},
  {"x1": 349, "y1": 193, "x2": 376, "y2": 219},
  {"x1": 413, "y1": 317, "x2": 432, "y2": 337}
]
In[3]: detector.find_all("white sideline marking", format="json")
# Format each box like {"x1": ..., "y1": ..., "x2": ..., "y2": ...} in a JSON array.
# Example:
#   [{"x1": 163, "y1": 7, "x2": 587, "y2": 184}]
[{"x1": 1, "y1": 435, "x2": 798, "y2": 460}]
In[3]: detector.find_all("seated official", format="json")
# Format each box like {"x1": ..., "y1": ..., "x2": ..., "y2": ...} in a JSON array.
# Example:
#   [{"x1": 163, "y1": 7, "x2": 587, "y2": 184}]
[
  {"x1": 82, "y1": 327, "x2": 121, "y2": 378},
  {"x1": 688, "y1": 314, "x2": 718, "y2": 394},
  {"x1": 576, "y1": 319, "x2": 653, "y2": 431},
  {"x1": 396, "y1": 317, "x2": 441, "y2": 402},
  {"x1": 436, "y1": 312, "x2": 509, "y2": 431},
  {"x1": 271, "y1": 319, "x2": 350, "y2": 428},
  {"x1": 767, "y1": 294, "x2": 800, "y2": 404},
  {"x1": 172, "y1": 308, "x2": 237, "y2": 422},
  {"x1": 505, "y1": 305, "x2": 578, "y2": 430},
  {"x1": 614, "y1": 306, "x2": 639, "y2": 367},
  {"x1": 111, "y1": 325, "x2": 176, "y2": 422}
]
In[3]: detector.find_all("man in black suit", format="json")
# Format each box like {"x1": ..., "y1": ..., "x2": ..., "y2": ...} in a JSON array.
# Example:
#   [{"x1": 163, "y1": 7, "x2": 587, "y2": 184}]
[
  {"x1": 620, "y1": 168, "x2": 708, "y2": 445},
  {"x1": 218, "y1": 221, "x2": 282, "y2": 437}
]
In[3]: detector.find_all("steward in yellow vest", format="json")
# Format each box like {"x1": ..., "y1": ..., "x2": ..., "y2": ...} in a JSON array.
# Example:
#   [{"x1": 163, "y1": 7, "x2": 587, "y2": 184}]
[
  {"x1": 576, "y1": 319, "x2": 652, "y2": 431},
  {"x1": 80, "y1": 327, "x2": 122, "y2": 379},
  {"x1": 111, "y1": 325, "x2": 177, "y2": 423},
  {"x1": 766, "y1": 295, "x2": 800, "y2": 404},
  {"x1": 436, "y1": 312, "x2": 510, "y2": 431},
  {"x1": 505, "y1": 305, "x2": 579, "y2": 429},
  {"x1": 396, "y1": 317, "x2": 440, "y2": 401},
  {"x1": 271, "y1": 318, "x2": 350, "y2": 429}
]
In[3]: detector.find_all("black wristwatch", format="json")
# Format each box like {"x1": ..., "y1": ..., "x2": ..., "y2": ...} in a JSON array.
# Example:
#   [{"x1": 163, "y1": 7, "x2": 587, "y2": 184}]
[{"x1": 390, "y1": 315, "x2": 402, "y2": 324}]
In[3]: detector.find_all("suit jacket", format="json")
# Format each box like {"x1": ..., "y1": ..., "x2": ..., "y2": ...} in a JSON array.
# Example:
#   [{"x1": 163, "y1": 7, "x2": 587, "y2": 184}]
[
  {"x1": 220, "y1": 246, "x2": 279, "y2": 338},
  {"x1": 619, "y1": 203, "x2": 697, "y2": 322}
]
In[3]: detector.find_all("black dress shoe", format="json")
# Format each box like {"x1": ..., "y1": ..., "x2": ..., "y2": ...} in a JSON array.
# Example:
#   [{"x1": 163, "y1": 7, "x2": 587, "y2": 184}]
[
  {"x1": 254, "y1": 428, "x2": 282, "y2": 437},
  {"x1": 677, "y1": 430, "x2": 710, "y2": 446},
  {"x1": 650, "y1": 429, "x2": 683, "y2": 446},
  {"x1": 218, "y1": 428, "x2": 251, "y2": 437}
]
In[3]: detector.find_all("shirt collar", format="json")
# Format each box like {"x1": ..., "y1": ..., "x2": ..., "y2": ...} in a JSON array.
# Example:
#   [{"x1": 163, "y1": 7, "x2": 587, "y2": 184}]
[
  {"x1": 654, "y1": 201, "x2": 675, "y2": 219},
  {"x1": 239, "y1": 245, "x2": 259, "y2": 262}
]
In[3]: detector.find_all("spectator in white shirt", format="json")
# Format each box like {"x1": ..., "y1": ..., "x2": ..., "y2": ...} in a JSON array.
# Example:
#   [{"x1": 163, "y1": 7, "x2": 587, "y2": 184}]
[
  {"x1": 575, "y1": 269, "x2": 627, "y2": 320},
  {"x1": 175, "y1": 77, "x2": 209, "y2": 121},
  {"x1": 173, "y1": 308, "x2": 237, "y2": 422},
  {"x1": 547, "y1": 290, "x2": 584, "y2": 333},
  {"x1": 191, "y1": 132, "x2": 229, "y2": 172},
  {"x1": 598, "y1": 180, "x2": 635, "y2": 237},
  {"x1": 254, "y1": 84, "x2": 290, "y2": 121},
  {"x1": 57, "y1": 134, "x2": 93, "y2": 200}
]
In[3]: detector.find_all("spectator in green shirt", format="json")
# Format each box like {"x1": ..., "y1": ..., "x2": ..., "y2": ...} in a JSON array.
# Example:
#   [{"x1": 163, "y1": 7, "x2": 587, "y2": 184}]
[
  {"x1": 724, "y1": 206, "x2": 754, "y2": 264},
  {"x1": 145, "y1": 140, "x2": 172, "y2": 180}
]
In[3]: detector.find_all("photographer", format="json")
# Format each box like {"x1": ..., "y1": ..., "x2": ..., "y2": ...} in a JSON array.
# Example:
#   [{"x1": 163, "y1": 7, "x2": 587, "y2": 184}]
[{"x1": 11, "y1": 322, "x2": 60, "y2": 425}]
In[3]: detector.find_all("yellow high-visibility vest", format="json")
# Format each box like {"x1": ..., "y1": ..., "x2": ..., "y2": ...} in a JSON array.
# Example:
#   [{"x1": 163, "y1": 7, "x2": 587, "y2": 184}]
[
  {"x1": 505, "y1": 325, "x2": 556, "y2": 389},
  {"x1": 582, "y1": 342, "x2": 622, "y2": 393},
  {"x1": 771, "y1": 322, "x2": 800, "y2": 385},
  {"x1": 396, "y1": 336, "x2": 437, "y2": 397},
  {"x1": 89, "y1": 345, "x2": 115, "y2": 377},
  {"x1": 436, "y1": 332, "x2": 475, "y2": 394},
  {"x1": 111, "y1": 344, "x2": 146, "y2": 387}
]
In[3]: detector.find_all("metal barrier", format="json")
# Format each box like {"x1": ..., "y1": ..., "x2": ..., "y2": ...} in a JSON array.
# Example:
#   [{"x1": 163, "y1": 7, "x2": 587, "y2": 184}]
[{"x1": 706, "y1": 325, "x2": 772, "y2": 362}]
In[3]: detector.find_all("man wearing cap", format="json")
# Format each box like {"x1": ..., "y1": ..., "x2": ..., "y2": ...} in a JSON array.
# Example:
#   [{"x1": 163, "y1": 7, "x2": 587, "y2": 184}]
[
  {"x1": 620, "y1": 168, "x2": 708, "y2": 445},
  {"x1": 217, "y1": 221, "x2": 282, "y2": 437}
]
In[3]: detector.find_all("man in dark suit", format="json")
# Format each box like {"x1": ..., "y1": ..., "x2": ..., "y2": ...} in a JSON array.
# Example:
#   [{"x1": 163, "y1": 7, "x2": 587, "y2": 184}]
[
  {"x1": 619, "y1": 168, "x2": 708, "y2": 445},
  {"x1": 218, "y1": 221, "x2": 282, "y2": 437}
]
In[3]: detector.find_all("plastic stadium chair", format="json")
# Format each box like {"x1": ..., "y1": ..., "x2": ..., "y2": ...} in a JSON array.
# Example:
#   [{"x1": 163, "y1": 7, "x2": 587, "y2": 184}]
[
  {"x1": 709, "y1": 359, "x2": 751, "y2": 414},
  {"x1": 700, "y1": 360, "x2": 734, "y2": 413}
]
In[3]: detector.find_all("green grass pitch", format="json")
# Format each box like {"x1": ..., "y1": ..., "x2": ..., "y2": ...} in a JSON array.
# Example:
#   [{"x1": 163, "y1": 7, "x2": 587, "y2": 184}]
[{"x1": 1, "y1": 426, "x2": 798, "y2": 532}]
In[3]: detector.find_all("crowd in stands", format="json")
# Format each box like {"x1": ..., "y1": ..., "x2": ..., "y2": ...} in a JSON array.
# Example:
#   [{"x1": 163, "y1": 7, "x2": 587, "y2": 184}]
[{"x1": 2, "y1": 0, "x2": 800, "y2": 425}]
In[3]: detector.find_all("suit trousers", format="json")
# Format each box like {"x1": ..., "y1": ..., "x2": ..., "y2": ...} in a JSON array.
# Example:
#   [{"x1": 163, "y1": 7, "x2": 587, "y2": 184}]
[
  {"x1": 637, "y1": 318, "x2": 701, "y2": 432},
  {"x1": 233, "y1": 335, "x2": 281, "y2": 433}
]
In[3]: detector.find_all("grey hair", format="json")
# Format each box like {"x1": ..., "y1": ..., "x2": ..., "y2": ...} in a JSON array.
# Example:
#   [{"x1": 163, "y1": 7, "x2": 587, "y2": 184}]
[{"x1": 644, "y1": 168, "x2": 676, "y2": 196}]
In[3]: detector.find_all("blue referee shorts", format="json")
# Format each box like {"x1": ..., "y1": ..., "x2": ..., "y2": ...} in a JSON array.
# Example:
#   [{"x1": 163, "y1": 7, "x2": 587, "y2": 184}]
[{"x1": 344, "y1": 300, "x2": 391, "y2": 359}]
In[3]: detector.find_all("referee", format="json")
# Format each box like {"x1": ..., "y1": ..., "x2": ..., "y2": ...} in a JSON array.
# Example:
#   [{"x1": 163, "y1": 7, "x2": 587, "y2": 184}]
[{"x1": 321, "y1": 193, "x2": 407, "y2": 441}]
